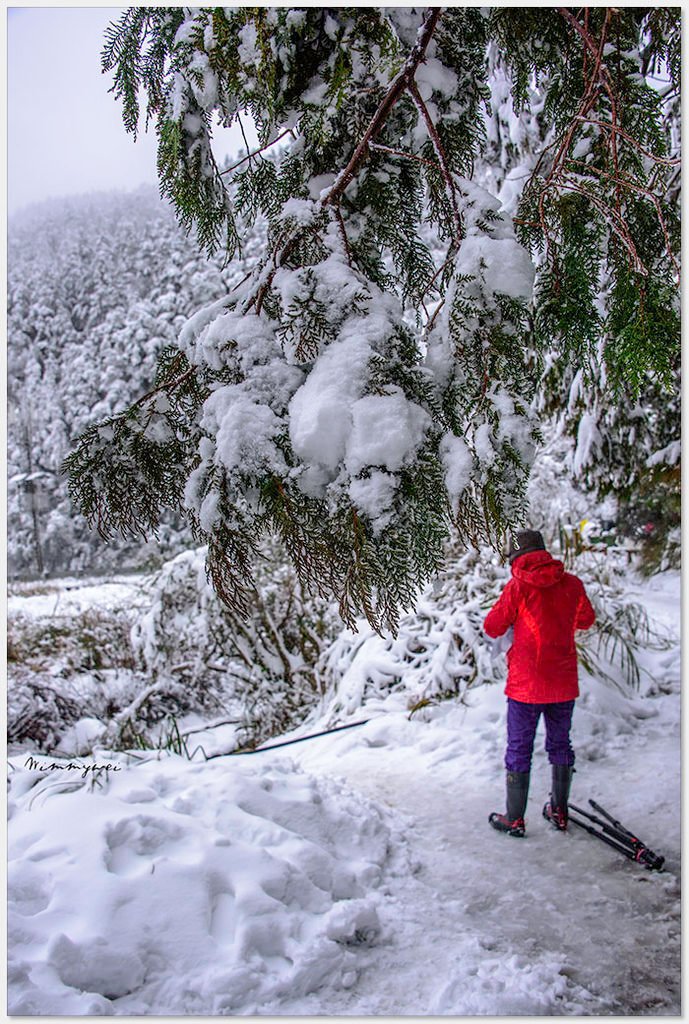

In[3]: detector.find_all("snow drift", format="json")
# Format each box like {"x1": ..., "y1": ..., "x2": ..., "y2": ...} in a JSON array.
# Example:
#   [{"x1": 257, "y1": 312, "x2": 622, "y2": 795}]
[{"x1": 8, "y1": 753, "x2": 398, "y2": 1015}]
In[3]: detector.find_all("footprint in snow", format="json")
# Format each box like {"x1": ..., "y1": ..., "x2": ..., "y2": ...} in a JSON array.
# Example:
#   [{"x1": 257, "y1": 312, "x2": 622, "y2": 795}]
[
  {"x1": 103, "y1": 815, "x2": 187, "y2": 877},
  {"x1": 120, "y1": 787, "x2": 158, "y2": 804},
  {"x1": 8, "y1": 866, "x2": 53, "y2": 916},
  {"x1": 209, "y1": 889, "x2": 238, "y2": 946}
]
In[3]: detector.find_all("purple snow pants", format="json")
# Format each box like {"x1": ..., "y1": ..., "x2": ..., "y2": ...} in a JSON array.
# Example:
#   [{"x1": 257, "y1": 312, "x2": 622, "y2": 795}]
[{"x1": 505, "y1": 698, "x2": 575, "y2": 773}]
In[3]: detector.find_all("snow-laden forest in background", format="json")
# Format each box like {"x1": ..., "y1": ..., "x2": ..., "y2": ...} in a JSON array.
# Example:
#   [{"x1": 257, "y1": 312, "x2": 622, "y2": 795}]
[
  {"x1": 7, "y1": 6, "x2": 680, "y2": 1017},
  {"x1": 8, "y1": 187, "x2": 265, "y2": 578}
]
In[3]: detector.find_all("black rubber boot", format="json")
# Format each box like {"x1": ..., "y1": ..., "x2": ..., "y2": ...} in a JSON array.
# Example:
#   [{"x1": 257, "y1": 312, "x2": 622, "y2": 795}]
[
  {"x1": 489, "y1": 771, "x2": 530, "y2": 837},
  {"x1": 543, "y1": 764, "x2": 574, "y2": 831}
]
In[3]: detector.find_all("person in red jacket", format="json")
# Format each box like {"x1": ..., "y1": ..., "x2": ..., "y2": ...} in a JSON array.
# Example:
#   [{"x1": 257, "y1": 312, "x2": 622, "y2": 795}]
[{"x1": 484, "y1": 529, "x2": 596, "y2": 837}]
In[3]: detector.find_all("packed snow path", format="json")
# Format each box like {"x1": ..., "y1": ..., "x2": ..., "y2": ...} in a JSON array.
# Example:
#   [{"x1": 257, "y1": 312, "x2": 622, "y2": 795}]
[
  {"x1": 280, "y1": 573, "x2": 681, "y2": 1016},
  {"x1": 287, "y1": 695, "x2": 680, "y2": 1016}
]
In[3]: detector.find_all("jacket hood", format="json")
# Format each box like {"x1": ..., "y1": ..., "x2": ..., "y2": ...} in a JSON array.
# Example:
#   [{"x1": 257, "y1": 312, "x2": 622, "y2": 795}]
[{"x1": 511, "y1": 549, "x2": 564, "y2": 588}]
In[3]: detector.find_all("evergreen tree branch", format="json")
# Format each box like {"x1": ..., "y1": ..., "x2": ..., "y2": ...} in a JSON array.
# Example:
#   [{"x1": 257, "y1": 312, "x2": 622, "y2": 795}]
[
  {"x1": 557, "y1": 6, "x2": 609, "y2": 65},
  {"x1": 236, "y1": 114, "x2": 254, "y2": 163},
  {"x1": 407, "y1": 81, "x2": 464, "y2": 247},
  {"x1": 368, "y1": 141, "x2": 439, "y2": 170},
  {"x1": 567, "y1": 160, "x2": 680, "y2": 280},
  {"x1": 132, "y1": 359, "x2": 195, "y2": 408},
  {"x1": 575, "y1": 116, "x2": 681, "y2": 167},
  {"x1": 521, "y1": 8, "x2": 680, "y2": 282},
  {"x1": 544, "y1": 178, "x2": 645, "y2": 275},
  {"x1": 246, "y1": 7, "x2": 443, "y2": 313},
  {"x1": 333, "y1": 206, "x2": 354, "y2": 267},
  {"x1": 421, "y1": 254, "x2": 454, "y2": 302},
  {"x1": 321, "y1": 8, "x2": 442, "y2": 209},
  {"x1": 63, "y1": 8, "x2": 680, "y2": 631}
]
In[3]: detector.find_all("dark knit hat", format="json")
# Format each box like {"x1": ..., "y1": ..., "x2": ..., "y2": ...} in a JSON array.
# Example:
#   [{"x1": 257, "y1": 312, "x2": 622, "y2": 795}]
[{"x1": 508, "y1": 529, "x2": 546, "y2": 564}]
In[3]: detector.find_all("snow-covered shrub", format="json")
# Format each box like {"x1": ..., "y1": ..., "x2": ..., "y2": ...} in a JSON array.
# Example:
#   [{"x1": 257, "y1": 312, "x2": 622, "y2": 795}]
[
  {"x1": 130, "y1": 545, "x2": 340, "y2": 749},
  {"x1": 7, "y1": 550, "x2": 341, "y2": 756},
  {"x1": 7, "y1": 668, "x2": 85, "y2": 752},
  {"x1": 615, "y1": 462, "x2": 681, "y2": 578},
  {"x1": 570, "y1": 552, "x2": 675, "y2": 694},
  {"x1": 316, "y1": 541, "x2": 509, "y2": 722},
  {"x1": 7, "y1": 591, "x2": 198, "y2": 757},
  {"x1": 8, "y1": 608, "x2": 138, "y2": 753},
  {"x1": 8, "y1": 607, "x2": 135, "y2": 674}
]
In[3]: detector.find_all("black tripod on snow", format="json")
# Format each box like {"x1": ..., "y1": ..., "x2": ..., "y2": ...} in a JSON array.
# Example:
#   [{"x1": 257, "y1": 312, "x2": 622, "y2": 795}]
[{"x1": 567, "y1": 798, "x2": 665, "y2": 871}]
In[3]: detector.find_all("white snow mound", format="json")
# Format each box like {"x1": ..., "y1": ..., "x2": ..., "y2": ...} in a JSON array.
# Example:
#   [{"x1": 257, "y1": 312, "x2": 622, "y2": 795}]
[{"x1": 8, "y1": 754, "x2": 393, "y2": 1015}]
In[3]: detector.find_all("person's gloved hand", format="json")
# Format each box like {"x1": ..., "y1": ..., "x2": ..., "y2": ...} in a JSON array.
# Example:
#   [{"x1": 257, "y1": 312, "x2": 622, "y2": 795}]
[{"x1": 487, "y1": 626, "x2": 514, "y2": 660}]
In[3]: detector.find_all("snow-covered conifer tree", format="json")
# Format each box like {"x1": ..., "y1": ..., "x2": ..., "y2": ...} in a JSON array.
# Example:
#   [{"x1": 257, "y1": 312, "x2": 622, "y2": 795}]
[{"x1": 66, "y1": 8, "x2": 680, "y2": 631}]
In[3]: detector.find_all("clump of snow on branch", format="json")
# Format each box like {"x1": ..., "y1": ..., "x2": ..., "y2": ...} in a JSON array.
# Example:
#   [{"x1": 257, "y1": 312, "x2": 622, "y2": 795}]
[
  {"x1": 424, "y1": 180, "x2": 538, "y2": 517},
  {"x1": 180, "y1": 218, "x2": 439, "y2": 537}
]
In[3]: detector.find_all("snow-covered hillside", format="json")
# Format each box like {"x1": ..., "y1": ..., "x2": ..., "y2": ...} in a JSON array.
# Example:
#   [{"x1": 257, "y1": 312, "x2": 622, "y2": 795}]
[
  {"x1": 7, "y1": 189, "x2": 264, "y2": 578},
  {"x1": 8, "y1": 569, "x2": 680, "y2": 1015}
]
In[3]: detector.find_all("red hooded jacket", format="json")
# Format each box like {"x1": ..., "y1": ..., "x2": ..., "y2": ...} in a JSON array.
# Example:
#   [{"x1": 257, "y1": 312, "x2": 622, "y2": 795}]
[{"x1": 483, "y1": 550, "x2": 596, "y2": 703}]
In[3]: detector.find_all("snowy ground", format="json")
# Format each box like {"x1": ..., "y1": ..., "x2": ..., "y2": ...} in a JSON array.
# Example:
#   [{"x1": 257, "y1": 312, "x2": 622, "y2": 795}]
[
  {"x1": 7, "y1": 574, "x2": 150, "y2": 619},
  {"x1": 290, "y1": 691, "x2": 680, "y2": 1014},
  {"x1": 7, "y1": 572, "x2": 681, "y2": 1015}
]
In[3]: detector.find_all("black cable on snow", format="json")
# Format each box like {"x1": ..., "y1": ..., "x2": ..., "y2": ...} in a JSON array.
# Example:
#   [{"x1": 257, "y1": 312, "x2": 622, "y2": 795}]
[{"x1": 196, "y1": 718, "x2": 371, "y2": 761}]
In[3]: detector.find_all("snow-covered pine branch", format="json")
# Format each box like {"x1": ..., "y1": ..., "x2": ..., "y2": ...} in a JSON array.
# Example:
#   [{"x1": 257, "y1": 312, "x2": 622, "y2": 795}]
[{"x1": 66, "y1": 8, "x2": 680, "y2": 632}]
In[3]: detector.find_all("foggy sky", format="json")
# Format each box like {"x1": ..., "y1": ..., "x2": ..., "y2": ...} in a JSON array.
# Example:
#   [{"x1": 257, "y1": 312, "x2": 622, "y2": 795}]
[{"x1": 8, "y1": 7, "x2": 255, "y2": 215}]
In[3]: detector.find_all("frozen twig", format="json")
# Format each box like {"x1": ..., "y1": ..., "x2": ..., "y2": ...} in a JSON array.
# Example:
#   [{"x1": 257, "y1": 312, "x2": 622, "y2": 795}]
[
  {"x1": 407, "y1": 81, "x2": 464, "y2": 248},
  {"x1": 220, "y1": 129, "x2": 294, "y2": 176}
]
